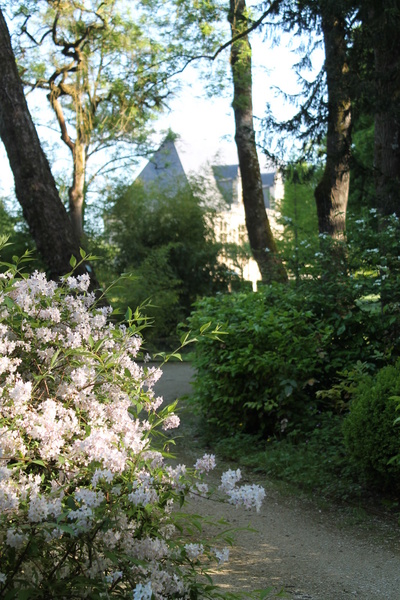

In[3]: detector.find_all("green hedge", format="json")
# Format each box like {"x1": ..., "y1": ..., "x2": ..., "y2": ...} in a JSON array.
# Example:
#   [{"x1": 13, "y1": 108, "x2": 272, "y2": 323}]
[
  {"x1": 187, "y1": 285, "x2": 333, "y2": 436},
  {"x1": 187, "y1": 278, "x2": 394, "y2": 438},
  {"x1": 343, "y1": 361, "x2": 400, "y2": 491}
]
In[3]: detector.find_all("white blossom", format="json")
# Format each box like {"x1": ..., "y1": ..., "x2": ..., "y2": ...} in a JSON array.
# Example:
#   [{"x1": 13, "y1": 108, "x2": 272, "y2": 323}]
[
  {"x1": 213, "y1": 547, "x2": 230, "y2": 564},
  {"x1": 194, "y1": 454, "x2": 216, "y2": 474},
  {"x1": 133, "y1": 581, "x2": 152, "y2": 600},
  {"x1": 184, "y1": 543, "x2": 204, "y2": 560},
  {"x1": 162, "y1": 414, "x2": 180, "y2": 430}
]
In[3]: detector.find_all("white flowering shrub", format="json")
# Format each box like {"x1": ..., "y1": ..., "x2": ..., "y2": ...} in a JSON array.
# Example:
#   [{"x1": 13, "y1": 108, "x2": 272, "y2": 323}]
[{"x1": 0, "y1": 260, "x2": 265, "y2": 599}]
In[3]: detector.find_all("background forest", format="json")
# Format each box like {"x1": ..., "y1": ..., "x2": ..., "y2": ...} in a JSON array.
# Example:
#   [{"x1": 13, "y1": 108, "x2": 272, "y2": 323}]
[{"x1": 1, "y1": 0, "x2": 400, "y2": 510}]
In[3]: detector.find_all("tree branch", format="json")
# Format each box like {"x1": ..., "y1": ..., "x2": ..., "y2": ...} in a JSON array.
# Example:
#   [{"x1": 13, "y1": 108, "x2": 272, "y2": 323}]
[
  {"x1": 171, "y1": 0, "x2": 283, "y2": 76},
  {"x1": 48, "y1": 87, "x2": 75, "y2": 152}
]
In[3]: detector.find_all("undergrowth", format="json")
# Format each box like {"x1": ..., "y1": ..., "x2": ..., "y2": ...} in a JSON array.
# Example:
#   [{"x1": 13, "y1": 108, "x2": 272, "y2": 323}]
[{"x1": 188, "y1": 411, "x2": 393, "y2": 509}]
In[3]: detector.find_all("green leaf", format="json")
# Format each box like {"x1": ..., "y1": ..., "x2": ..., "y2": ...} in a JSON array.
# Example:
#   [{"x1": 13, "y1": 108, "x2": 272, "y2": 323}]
[
  {"x1": 4, "y1": 296, "x2": 15, "y2": 309},
  {"x1": 199, "y1": 321, "x2": 211, "y2": 334},
  {"x1": 66, "y1": 496, "x2": 78, "y2": 510},
  {"x1": 337, "y1": 323, "x2": 346, "y2": 335},
  {"x1": 30, "y1": 459, "x2": 46, "y2": 467},
  {"x1": 69, "y1": 255, "x2": 77, "y2": 268},
  {"x1": 54, "y1": 523, "x2": 76, "y2": 535},
  {"x1": 50, "y1": 349, "x2": 61, "y2": 368},
  {"x1": 104, "y1": 549, "x2": 120, "y2": 564}
]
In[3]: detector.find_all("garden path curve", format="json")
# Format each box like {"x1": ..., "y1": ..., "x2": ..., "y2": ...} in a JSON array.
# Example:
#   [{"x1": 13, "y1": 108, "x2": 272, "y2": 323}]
[{"x1": 152, "y1": 362, "x2": 400, "y2": 600}]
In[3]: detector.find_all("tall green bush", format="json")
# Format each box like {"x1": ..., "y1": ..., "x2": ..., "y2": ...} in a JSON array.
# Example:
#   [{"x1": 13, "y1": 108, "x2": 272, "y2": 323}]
[
  {"x1": 0, "y1": 199, "x2": 41, "y2": 270},
  {"x1": 342, "y1": 361, "x2": 400, "y2": 491},
  {"x1": 277, "y1": 163, "x2": 320, "y2": 282},
  {"x1": 187, "y1": 285, "x2": 333, "y2": 437},
  {"x1": 188, "y1": 261, "x2": 396, "y2": 439}
]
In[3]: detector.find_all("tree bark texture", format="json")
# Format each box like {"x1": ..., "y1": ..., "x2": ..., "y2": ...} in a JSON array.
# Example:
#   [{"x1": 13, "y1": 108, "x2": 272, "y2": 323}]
[
  {"x1": 0, "y1": 9, "x2": 94, "y2": 281},
  {"x1": 48, "y1": 83, "x2": 87, "y2": 241},
  {"x1": 314, "y1": 9, "x2": 351, "y2": 239},
  {"x1": 368, "y1": 2, "x2": 400, "y2": 217},
  {"x1": 229, "y1": 0, "x2": 287, "y2": 284},
  {"x1": 69, "y1": 140, "x2": 86, "y2": 240}
]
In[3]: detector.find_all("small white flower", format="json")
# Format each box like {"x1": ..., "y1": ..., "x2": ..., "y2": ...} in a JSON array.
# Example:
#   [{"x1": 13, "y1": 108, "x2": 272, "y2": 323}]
[
  {"x1": 133, "y1": 581, "x2": 152, "y2": 600},
  {"x1": 162, "y1": 414, "x2": 180, "y2": 430},
  {"x1": 194, "y1": 454, "x2": 216, "y2": 473},
  {"x1": 213, "y1": 547, "x2": 229, "y2": 564},
  {"x1": 6, "y1": 528, "x2": 28, "y2": 549},
  {"x1": 184, "y1": 543, "x2": 204, "y2": 560}
]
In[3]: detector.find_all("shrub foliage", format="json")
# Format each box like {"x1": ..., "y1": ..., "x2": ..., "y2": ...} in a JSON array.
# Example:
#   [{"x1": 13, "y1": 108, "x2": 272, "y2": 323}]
[
  {"x1": 187, "y1": 285, "x2": 333, "y2": 436},
  {"x1": 343, "y1": 361, "x2": 400, "y2": 491},
  {"x1": 92, "y1": 180, "x2": 232, "y2": 347}
]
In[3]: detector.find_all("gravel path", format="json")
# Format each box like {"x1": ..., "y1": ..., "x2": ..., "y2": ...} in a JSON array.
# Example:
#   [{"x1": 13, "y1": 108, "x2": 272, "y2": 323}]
[{"x1": 153, "y1": 362, "x2": 400, "y2": 600}]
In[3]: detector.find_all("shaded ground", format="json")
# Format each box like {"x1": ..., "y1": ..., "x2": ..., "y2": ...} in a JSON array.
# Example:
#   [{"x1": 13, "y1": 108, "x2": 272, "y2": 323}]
[{"x1": 153, "y1": 362, "x2": 400, "y2": 600}]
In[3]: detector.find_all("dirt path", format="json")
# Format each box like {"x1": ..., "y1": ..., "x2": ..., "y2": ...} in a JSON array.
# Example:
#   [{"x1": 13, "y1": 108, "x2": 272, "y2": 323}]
[{"x1": 152, "y1": 362, "x2": 400, "y2": 600}]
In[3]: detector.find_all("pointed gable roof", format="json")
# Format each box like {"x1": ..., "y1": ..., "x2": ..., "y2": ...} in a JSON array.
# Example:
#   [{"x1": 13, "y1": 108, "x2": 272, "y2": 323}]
[{"x1": 137, "y1": 138, "x2": 187, "y2": 189}]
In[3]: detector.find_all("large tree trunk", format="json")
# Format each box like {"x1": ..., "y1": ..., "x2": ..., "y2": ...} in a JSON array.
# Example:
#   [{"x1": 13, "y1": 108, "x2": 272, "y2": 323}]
[
  {"x1": 314, "y1": 9, "x2": 351, "y2": 239},
  {"x1": 229, "y1": 0, "x2": 287, "y2": 284},
  {"x1": 0, "y1": 9, "x2": 96, "y2": 282},
  {"x1": 368, "y1": 3, "x2": 400, "y2": 217}
]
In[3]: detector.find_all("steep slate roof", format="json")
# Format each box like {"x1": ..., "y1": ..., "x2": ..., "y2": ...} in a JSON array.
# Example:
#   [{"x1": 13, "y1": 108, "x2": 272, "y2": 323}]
[
  {"x1": 212, "y1": 165, "x2": 239, "y2": 181},
  {"x1": 136, "y1": 137, "x2": 276, "y2": 208},
  {"x1": 213, "y1": 164, "x2": 275, "y2": 208},
  {"x1": 137, "y1": 138, "x2": 187, "y2": 189},
  {"x1": 212, "y1": 165, "x2": 239, "y2": 205}
]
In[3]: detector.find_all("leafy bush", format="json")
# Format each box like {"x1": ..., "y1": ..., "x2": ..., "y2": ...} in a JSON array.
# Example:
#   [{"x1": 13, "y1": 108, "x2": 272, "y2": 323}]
[
  {"x1": 276, "y1": 163, "x2": 320, "y2": 282},
  {"x1": 0, "y1": 256, "x2": 265, "y2": 598},
  {"x1": 342, "y1": 361, "x2": 400, "y2": 491},
  {"x1": 187, "y1": 257, "x2": 398, "y2": 439},
  {"x1": 187, "y1": 285, "x2": 333, "y2": 437},
  {"x1": 0, "y1": 199, "x2": 42, "y2": 271}
]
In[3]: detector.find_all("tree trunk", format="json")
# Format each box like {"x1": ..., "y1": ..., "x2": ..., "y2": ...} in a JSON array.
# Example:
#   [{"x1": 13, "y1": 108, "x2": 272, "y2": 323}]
[
  {"x1": 368, "y1": 3, "x2": 400, "y2": 217},
  {"x1": 314, "y1": 9, "x2": 351, "y2": 239},
  {"x1": 69, "y1": 141, "x2": 86, "y2": 241},
  {"x1": 229, "y1": 0, "x2": 287, "y2": 284},
  {"x1": 48, "y1": 82, "x2": 87, "y2": 241},
  {"x1": 0, "y1": 9, "x2": 96, "y2": 283}
]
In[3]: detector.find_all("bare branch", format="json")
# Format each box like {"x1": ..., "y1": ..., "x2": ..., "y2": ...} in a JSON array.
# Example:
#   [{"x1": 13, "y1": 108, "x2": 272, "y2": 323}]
[{"x1": 48, "y1": 87, "x2": 75, "y2": 152}]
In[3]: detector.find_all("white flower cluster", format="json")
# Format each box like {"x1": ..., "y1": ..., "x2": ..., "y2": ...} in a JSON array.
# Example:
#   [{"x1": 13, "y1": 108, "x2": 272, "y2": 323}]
[
  {"x1": 162, "y1": 413, "x2": 180, "y2": 430},
  {"x1": 194, "y1": 453, "x2": 216, "y2": 474},
  {"x1": 213, "y1": 547, "x2": 230, "y2": 565},
  {"x1": 0, "y1": 268, "x2": 265, "y2": 597},
  {"x1": 219, "y1": 469, "x2": 266, "y2": 512},
  {"x1": 184, "y1": 543, "x2": 204, "y2": 560}
]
